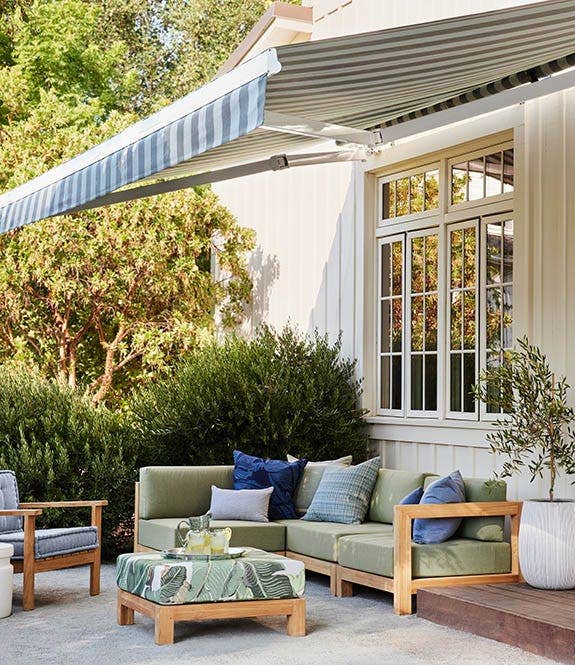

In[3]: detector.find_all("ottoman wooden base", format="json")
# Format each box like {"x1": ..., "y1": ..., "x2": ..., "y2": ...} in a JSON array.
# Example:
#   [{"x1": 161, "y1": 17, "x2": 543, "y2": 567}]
[{"x1": 117, "y1": 589, "x2": 306, "y2": 645}]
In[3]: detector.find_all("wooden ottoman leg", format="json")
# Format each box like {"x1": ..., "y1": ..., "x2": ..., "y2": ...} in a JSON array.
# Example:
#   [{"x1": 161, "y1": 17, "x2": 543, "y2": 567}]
[
  {"x1": 117, "y1": 594, "x2": 135, "y2": 626},
  {"x1": 286, "y1": 598, "x2": 306, "y2": 637},
  {"x1": 154, "y1": 607, "x2": 175, "y2": 645}
]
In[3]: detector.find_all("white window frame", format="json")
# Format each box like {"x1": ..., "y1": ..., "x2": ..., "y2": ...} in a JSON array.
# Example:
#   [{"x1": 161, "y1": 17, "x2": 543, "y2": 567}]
[
  {"x1": 479, "y1": 211, "x2": 515, "y2": 422},
  {"x1": 376, "y1": 234, "x2": 405, "y2": 416},
  {"x1": 445, "y1": 219, "x2": 480, "y2": 421},
  {"x1": 406, "y1": 227, "x2": 442, "y2": 419},
  {"x1": 447, "y1": 141, "x2": 514, "y2": 214},
  {"x1": 374, "y1": 138, "x2": 515, "y2": 424},
  {"x1": 378, "y1": 162, "x2": 441, "y2": 229}
]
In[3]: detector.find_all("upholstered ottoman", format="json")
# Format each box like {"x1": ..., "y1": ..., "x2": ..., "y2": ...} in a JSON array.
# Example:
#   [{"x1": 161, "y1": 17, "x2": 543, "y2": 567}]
[{"x1": 116, "y1": 548, "x2": 306, "y2": 644}]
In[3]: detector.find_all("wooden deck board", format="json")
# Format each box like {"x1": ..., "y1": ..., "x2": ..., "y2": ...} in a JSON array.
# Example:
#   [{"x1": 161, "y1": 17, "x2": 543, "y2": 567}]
[{"x1": 418, "y1": 584, "x2": 575, "y2": 663}]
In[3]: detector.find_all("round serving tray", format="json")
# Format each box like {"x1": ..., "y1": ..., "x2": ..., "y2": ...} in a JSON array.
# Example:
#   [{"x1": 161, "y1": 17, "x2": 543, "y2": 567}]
[{"x1": 161, "y1": 547, "x2": 246, "y2": 561}]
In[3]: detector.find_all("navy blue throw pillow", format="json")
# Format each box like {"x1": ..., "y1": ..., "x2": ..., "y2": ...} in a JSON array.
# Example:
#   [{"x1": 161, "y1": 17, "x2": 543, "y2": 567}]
[{"x1": 233, "y1": 450, "x2": 307, "y2": 520}]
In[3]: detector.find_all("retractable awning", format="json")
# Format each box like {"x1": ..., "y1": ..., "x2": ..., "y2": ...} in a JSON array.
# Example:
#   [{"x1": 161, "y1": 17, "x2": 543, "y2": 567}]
[{"x1": 2, "y1": 0, "x2": 575, "y2": 232}]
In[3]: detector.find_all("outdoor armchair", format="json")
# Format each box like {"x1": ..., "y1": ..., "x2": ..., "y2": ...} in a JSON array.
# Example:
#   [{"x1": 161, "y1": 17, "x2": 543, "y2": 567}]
[{"x1": 0, "y1": 470, "x2": 107, "y2": 610}]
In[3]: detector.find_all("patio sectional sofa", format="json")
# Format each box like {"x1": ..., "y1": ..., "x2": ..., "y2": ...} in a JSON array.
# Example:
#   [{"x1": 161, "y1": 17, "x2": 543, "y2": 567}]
[{"x1": 134, "y1": 465, "x2": 521, "y2": 614}]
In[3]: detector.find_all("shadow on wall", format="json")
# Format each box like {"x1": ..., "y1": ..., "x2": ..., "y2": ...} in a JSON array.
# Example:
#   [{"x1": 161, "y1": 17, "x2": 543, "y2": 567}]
[
  {"x1": 307, "y1": 170, "x2": 356, "y2": 360},
  {"x1": 245, "y1": 246, "x2": 280, "y2": 334}
]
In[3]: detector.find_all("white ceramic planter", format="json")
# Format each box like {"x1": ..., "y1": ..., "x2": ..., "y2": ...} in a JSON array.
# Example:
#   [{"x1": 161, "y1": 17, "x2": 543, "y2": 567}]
[
  {"x1": 519, "y1": 499, "x2": 575, "y2": 590},
  {"x1": 0, "y1": 543, "x2": 13, "y2": 619}
]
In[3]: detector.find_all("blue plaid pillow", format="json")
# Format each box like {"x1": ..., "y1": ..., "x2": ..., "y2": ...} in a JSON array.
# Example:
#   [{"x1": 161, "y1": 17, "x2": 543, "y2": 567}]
[{"x1": 302, "y1": 457, "x2": 380, "y2": 524}]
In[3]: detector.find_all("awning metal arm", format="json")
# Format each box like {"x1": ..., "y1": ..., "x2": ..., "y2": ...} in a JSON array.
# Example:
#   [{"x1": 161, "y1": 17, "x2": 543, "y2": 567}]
[{"x1": 66, "y1": 149, "x2": 365, "y2": 214}]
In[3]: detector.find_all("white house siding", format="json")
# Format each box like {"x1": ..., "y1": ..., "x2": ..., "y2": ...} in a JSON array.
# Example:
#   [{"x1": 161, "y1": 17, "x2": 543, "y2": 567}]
[{"x1": 215, "y1": 0, "x2": 575, "y2": 500}]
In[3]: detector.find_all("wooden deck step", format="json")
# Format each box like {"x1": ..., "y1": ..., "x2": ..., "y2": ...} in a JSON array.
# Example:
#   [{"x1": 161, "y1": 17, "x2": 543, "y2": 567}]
[{"x1": 417, "y1": 584, "x2": 575, "y2": 664}]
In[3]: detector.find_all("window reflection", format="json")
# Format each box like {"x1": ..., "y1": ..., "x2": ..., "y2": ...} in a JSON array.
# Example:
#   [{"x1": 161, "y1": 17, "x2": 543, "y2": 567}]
[
  {"x1": 382, "y1": 167, "x2": 440, "y2": 220},
  {"x1": 450, "y1": 148, "x2": 513, "y2": 204}
]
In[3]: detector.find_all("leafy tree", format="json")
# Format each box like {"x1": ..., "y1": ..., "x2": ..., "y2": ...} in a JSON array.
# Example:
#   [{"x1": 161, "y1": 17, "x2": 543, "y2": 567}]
[
  {"x1": 0, "y1": 0, "x2": 258, "y2": 403},
  {"x1": 164, "y1": 0, "x2": 300, "y2": 96}
]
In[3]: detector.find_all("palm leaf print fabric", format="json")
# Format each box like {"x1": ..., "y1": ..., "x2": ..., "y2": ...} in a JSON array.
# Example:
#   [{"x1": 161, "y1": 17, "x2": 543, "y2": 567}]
[{"x1": 116, "y1": 549, "x2": 305, "y2": 605}]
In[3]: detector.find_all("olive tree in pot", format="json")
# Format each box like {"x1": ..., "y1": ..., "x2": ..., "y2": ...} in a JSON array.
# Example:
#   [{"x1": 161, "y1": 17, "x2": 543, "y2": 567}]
[{"x1": 474, "y1": 337, "x2": 575, "y2": 589}]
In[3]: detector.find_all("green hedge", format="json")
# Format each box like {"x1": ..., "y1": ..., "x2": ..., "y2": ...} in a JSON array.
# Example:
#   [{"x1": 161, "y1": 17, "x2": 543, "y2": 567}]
[
  {"x1": 0, "y1": 327, "x2": 367, "y2": 559},
  {"x1": 131, "y1": 326, "x2": 368, "y2": 466},
  {"x1": 0, "y1": 367, "x2": 139, "y2": 558}
]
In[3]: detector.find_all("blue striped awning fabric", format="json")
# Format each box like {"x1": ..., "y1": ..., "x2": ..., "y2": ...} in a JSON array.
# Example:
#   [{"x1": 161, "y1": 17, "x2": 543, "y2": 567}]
[{"x1": 0, "y1": 75, "x2": 267, "y2": 234}]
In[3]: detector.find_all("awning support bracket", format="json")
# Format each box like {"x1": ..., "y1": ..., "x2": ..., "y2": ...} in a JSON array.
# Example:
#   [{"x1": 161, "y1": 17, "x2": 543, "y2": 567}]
[{"x1": 263, "y1": 110, "x2": 378, "y2": 147}]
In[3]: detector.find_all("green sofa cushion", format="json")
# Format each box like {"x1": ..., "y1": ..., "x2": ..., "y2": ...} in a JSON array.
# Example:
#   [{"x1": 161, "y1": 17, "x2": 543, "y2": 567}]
[
  {"x1": 369, "y1": 469, "x2": 428, "y2": 524},
  {"x1": 423, "y1": 475, "x2": 506, "y2": 542},
  {"x1": 337, "y1": 532, "x2": 511, "y2": 578},
  {"x1": 278, "y1": 519, "x2": 392, "y2": 562},
  {"x1": 138, "y1": 518, "x2": 286, "y2": 552},
  {"x1": 139, "y1": 466, "x2": 234, "y2": 520}
]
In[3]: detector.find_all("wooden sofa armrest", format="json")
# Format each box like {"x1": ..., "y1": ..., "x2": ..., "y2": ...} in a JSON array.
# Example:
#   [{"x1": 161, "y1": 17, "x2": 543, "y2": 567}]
[
  {"x1": 392, "y1": 501, "x2": 522, "y2": 615},
  {"x1": 20, "y1": 500, "x2": 108, "y2": 508},
  {"x1": 394, "y1": 500, "x2": 521, "y2": 521}
]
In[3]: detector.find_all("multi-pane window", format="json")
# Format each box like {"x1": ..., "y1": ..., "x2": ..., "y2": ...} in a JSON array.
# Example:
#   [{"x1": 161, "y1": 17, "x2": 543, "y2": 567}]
[
  {"x1": 376, "y1": 142, "x2": 514, "y2": 420},
  {"x1": 378, "y1": 238, "x2": 404, "y2": 412},
  {"x1": 448, "y1": 224, "x2": 477, "y2": 415},
  {"x1": 451, "y1": 149, "x2": 514, "y2": 204},
  {"x1": 483, "y1": 218, "x2": 514, "y2": 414},
  {"x1": 408, "y1": 232, "x2": 439, "y2": 414},
  {"x1": 382, "y1": 167, "x2": 439, "y2": 220}
]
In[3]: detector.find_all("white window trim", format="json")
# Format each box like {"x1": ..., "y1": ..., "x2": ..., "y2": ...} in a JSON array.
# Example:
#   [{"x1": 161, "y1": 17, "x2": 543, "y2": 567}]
[
  {"x1": 479, "y1": 211, "x2": 515, "y2": 422},
  {"x1": 447, "y1": 140, "x2": 514, "y2": 213},
  {"x1": 376, "y1": 234, "x2": 405, "y2": 417},
  {"x1": 406, "y1": 227, "x2": 442, "y2": 419},
  {"x1": 445, "y1": 219, "x2": 480, "y2": 421},
  {"x1": 374, "y1": 139, "x2": 515, "y2": 426},
  {"x1": 377, "y1": 161, "x2": 441, "y2": 228}
]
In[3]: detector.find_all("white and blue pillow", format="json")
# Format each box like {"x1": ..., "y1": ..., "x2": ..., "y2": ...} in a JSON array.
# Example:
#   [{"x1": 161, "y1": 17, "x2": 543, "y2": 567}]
[{"x1": 302, "y1": 457, "x2": 380, "y2": 524}]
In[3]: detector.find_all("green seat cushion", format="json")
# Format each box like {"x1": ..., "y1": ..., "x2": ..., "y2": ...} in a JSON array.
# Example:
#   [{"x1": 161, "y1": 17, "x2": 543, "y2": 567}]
[
  {"x1": 337, "y1": 532, "x2": 511, "y2": 578},
  {"x1": 139, "y1": 466, "x2": 234, "y2": 519},
  {"x1": 423, "y1": 475, "x2": 506, "y2": 542},
  {"x1": 369, "y1": 469, "x2": 428, "y2": 524},
  {"x1": 116, "y1": 549, "x2": 305, "y2": 605},
  {"x1": 138, "y1": 518, "x2": 286, "y2": 552},
  {"x1": 278, "y1": 519, "x2": 392, "y2": 562}
]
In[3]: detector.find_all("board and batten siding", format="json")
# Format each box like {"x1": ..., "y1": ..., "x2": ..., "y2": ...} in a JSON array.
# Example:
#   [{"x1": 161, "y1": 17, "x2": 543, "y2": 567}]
[{"x1": 215, "y1": 0, "x2": 575, "y2": 500}]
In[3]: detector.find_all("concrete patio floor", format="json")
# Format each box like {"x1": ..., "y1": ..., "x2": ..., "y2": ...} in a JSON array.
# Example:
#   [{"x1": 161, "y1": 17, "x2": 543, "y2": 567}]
[{"x1": 0, "y1": 564, "x2": 556, "y2": 665}]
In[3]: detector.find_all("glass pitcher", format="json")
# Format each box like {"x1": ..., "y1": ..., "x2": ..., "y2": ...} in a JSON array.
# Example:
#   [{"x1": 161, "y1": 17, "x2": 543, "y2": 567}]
[{"x1": 177, "y1": 512, "x2": 212, "y2": 554}]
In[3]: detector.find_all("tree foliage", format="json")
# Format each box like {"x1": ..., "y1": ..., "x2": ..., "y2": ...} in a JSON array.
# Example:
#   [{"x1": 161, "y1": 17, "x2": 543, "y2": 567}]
[
  {"x1": 0, "y1": 0, "x2": 276, "y2": 403},
  {"x1": 474, "y1": 337, "x2": 575, "y2": 501}
]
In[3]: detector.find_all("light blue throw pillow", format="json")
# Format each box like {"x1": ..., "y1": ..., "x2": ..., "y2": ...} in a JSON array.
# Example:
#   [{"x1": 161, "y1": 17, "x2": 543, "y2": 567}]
[
  {"x1": 302, "y1": 457, "x2": 380, "y2": 524},
  {"x1": 412, "y1": 470, "x2": 466, "y2": 544}
]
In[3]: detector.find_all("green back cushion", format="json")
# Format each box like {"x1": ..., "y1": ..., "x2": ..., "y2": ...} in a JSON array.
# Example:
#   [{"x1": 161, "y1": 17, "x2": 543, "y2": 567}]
[
  {"x1": 423, "y1": 475, "x2": 506, "y2": 542},
  {"x1": 139, "y1": 466, "x2": 234, "y2": 519},
  {"x1": 369, "y1": 468, "x2": 427, "y2": 524}
]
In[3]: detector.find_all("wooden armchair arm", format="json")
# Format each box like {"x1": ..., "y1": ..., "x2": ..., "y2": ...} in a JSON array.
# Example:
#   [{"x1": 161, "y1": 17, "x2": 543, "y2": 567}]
[
  {"x1": 0, "y1": 508, "x2": 42, "y2": 516},
  {"x1": 20, "y1": 500, "x2": 108, "y2": 508}
]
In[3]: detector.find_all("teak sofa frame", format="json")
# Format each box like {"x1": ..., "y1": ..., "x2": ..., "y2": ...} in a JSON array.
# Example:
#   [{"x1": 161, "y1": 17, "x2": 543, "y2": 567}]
[
  {"x1": 286, "y1": 501, "x2": 523, "y2": 615},
  {"x1": 0, "y1": 500, "x2": 108, "y2": 610}
]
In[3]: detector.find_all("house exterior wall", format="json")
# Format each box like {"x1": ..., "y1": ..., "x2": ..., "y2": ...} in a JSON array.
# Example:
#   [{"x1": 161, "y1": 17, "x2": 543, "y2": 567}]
[{"x1": 214, "y1": 0, "x2": 575, "y2": 499}]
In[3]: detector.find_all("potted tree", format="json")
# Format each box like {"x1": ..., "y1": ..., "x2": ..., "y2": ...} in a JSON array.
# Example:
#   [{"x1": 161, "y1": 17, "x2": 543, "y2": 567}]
[{"x1": 474, "y1": 337, "x2": 575, "y2": 589}]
